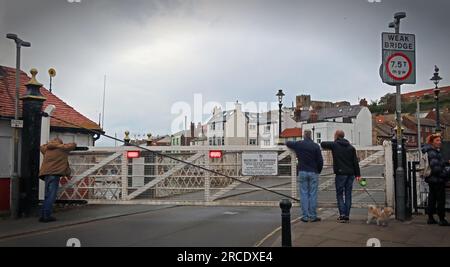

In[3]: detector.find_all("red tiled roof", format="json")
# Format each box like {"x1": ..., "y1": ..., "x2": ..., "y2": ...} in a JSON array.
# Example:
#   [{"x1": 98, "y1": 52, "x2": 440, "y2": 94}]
[
  {"x1": 0, "y1": 66, "x2": 102, "y2": 131},
  {"x1": 281, "y1": 128, "x2": 302, "y2": 138},
  {"x1": 402, "y1": 86, "x2": 450, "y2": 99}
]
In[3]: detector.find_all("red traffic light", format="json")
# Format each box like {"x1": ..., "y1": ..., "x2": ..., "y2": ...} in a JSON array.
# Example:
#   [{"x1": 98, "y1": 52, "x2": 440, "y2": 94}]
[
  {"x1": 209, "y1": 150, "x2": 223, "y2": 159},
  {"x1": 127, "y1": 151, "x2": 140, "y2": 159}
]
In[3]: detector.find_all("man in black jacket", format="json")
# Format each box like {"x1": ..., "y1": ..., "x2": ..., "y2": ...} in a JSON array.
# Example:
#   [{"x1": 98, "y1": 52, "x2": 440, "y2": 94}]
[
  {"x1": 321, "y1": 130, "x2": 361, "y2": 223},
  {"x1": 286, "y1": 130, "x2": 324, "y2": 222}
]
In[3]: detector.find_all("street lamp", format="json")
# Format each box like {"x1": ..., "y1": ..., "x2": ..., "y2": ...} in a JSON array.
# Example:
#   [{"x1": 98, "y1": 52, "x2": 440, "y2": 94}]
[
  {"x1": 6, "y1": 33, "x2": 31, "y2": 219},
  {"x1": 276, "y1": 89, "x2": 285, "y2": 144},
  {"x1": 430, "y1": 65, "x2": 443, "y2": 133}
]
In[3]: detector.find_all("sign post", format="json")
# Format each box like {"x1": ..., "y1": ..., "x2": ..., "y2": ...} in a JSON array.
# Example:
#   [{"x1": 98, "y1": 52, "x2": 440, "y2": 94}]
[{"x1": 380, "y1": 12, "x2": 415, "y2": 221}]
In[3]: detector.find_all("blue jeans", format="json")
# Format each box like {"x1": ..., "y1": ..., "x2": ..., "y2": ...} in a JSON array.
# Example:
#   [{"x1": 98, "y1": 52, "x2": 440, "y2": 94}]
[
  {"x1": 298, "y1": 171, "x2": 319, "y2": 220},
  {"x1": 335, "y1": 175, "x2": 355, "y2": 217},
  {"x1": 41, "y1": 175, "x2": 61, "y2": 218}
]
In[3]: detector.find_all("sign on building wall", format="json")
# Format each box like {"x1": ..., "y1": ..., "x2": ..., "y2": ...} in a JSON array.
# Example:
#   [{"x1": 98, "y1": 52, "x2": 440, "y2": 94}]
[{"x1": 242, "y1": 152, "x2": 278, "y2": 176}]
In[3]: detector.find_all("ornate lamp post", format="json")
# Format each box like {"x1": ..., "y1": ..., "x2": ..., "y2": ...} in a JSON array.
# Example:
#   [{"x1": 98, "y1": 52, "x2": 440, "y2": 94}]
[
  {"x1": 276, "y1": 89, "x2": 285, "y2": 144},
  {"x1": 430, "y1": 65, "x2": 442, "y2": 134}
]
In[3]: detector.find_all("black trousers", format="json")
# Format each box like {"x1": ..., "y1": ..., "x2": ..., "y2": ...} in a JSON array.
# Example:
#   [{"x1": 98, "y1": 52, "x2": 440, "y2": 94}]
[{"x1": 427, "y1": 183, "x2": 446, "y2": 220}]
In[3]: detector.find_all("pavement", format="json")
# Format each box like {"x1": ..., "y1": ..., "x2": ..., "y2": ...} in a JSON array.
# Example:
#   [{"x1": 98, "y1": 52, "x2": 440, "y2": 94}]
[
  {"x1": 1, "y1": 204, "x2": 449, "y2": 247},
  {"x1": 258, "y1": 208, "x2": 450, "y2": 247}
]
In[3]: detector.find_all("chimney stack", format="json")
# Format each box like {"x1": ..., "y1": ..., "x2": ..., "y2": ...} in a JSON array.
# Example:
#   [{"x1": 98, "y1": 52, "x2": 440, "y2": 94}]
[{"x1": 359, "y1": 98, "x2": 368, "y2": 107}]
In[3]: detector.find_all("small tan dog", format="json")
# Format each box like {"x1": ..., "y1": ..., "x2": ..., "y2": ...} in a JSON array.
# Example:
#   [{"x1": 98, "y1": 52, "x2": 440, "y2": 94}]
[{"x1": 366, "y1": 205, "x2": 394, "y2": 226}]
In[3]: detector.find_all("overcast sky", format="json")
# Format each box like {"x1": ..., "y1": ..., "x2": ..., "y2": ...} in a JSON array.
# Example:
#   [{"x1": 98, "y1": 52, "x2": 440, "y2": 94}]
[{"x1": 1, "y1": 0, "x2": 449, "y2": 146}]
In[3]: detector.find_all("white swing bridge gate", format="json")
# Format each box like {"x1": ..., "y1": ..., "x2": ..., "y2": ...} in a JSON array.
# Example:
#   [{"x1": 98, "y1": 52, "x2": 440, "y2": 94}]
[{"x1": 56, "y1": 143, "x2": 394, "y2": 208}]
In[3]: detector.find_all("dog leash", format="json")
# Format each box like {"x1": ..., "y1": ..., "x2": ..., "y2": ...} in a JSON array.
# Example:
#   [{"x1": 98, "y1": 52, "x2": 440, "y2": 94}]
[{"x1": 359, "y1": 181, "x2": 379, "y2": 206}]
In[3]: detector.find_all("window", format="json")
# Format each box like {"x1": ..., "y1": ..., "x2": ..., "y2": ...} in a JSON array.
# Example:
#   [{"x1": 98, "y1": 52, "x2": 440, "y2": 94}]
[
  {"x1": 211, "y1": 122, "x2": 216, "y2": 131},
  {"x1": 264, "y1": 140, "x2": 271, "y2": 146},
  {"x1": 317, "y1": 138, "x2": 322, "y2": 143},
  {"x1": 222, "y1": 137, "x2": 225, "y2": 146},
  {"x1": 218, "y1": 137, "x2": 223, "y2": 146},
  {"x1": 317, "y1": 133, "x2": 321, "y2": 139},
  {"x1": 249, "y1": 124, "x2": 256, "y2": 130},
  {"x1": 209, "y1": 138, "x2": 213, "y2": 146},
  {"x1": 250, "y1": 139, "x2": 257, "y2": 145},
  {"x1": 264, "y1": 125, "x2": 271, "y2": 133}
]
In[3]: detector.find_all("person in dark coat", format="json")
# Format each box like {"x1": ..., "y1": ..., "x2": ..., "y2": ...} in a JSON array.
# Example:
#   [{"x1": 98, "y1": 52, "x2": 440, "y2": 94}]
[
  {"x1": 422, "y1": 134, "x2": 449, "y2": 226},
  {"x1": 286, "y1": 130, "x2": 324, "y2": 222},
  {"x1": 321, "y1": 130, "x2": 361, "y2": 223}
]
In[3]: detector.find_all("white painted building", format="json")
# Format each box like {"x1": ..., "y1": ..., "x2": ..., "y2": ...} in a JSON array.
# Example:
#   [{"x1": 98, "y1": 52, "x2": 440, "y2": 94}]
[
  {"x1": 296, "y1": 105, "x2": 373, "y2": 146},
  {"x1": 205, "y1": 102, "x2": 296, "y2": 147}
]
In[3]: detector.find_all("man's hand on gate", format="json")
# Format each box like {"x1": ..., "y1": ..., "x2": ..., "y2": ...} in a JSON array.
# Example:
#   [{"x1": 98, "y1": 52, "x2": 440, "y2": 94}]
[{"x1": 356, "y1": 176, "x2": 362, "y2": 182}]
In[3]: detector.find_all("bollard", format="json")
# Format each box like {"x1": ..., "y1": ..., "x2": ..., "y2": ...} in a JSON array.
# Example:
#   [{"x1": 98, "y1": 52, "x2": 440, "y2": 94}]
[{"x1": 280, "y1": 199, "x2": 292, "y2": 247}]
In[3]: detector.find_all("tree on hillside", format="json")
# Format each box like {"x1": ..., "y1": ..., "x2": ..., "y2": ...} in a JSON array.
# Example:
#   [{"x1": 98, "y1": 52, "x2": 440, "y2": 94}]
[{"x1": 379, "y1": 93, "x2": 396, "y2": 113}]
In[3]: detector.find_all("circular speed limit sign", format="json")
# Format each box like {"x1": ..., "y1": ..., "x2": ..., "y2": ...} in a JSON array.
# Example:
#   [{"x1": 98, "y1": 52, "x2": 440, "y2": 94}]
[{"x1": 386, "y1": 52, "x2": 413, "y2": 81}]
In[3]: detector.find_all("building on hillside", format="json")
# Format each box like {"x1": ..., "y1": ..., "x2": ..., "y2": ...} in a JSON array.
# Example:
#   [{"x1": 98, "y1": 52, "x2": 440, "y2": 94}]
[
  {"x1": 295, "y1": 94, "x2": 350, "y2": 111},
  {"x1": 401, "y1": 86, "x2": 450, "y2": 103},
  {"x1": 426, "y1": 109, "x2": 450, "y2": 140}
]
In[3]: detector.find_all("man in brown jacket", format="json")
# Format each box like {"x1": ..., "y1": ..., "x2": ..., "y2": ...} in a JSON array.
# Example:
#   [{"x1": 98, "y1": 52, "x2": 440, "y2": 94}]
[{"x1": 39, "y1": 137, "x2": 76, "y2": 222}]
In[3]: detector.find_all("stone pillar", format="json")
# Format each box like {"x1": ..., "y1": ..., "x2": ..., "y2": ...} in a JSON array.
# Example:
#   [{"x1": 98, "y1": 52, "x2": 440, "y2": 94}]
[
  {"x1": 146, "y1": 133, "x2": 152, "y2": 146},
  {"x1": 19, "y1": 69, "x2": 46, "y2": 217}
]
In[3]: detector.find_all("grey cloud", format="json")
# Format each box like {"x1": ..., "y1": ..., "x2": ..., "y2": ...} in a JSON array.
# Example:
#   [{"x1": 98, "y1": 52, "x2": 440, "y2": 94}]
[{"x1": 1, "y1": 0, "x2": 449, "y2": 146}]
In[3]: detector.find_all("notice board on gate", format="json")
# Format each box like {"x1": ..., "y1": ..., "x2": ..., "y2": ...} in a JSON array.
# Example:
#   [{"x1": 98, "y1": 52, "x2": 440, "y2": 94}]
[{"x1": 242, "y1": 152, "x2": 278, "y2": 176}]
